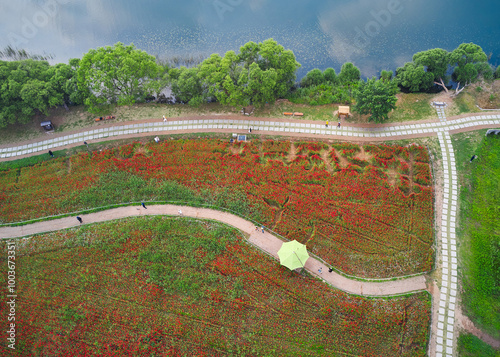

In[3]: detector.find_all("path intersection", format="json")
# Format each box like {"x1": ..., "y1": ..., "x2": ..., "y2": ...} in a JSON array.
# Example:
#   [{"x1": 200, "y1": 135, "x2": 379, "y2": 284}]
[{"x1": 1, "y1": 112, "x2": 499, "y2": 357}]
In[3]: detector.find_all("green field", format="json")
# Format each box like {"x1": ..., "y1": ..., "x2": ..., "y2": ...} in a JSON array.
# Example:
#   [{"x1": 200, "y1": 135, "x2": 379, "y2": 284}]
[{"x1": 453, "y1": 131, "x2": 500, "y2": 339}]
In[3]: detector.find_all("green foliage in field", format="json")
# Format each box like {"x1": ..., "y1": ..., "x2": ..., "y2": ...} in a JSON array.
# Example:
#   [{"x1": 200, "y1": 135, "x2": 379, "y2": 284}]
[
  {"x1": 458, "y1": 333, "x2": 500, "y2": 357},
  {"x1": 459, "y1": 135, "x2": 500, "y2": 337}
]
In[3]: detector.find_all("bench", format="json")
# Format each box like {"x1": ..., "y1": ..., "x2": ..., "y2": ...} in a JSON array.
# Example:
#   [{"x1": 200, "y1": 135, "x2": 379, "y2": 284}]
[
  {"x1": 283, "y1": 112, "x2": 294, "y2": 116},
  {"x1": 293, "y1": 112, "x2": 304, "y2": 116}
]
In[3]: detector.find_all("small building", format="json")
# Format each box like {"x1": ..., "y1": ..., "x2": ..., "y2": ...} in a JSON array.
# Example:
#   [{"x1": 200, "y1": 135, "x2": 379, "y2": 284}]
[
  {"x1": 338, "y1": 106, "x2": 350, "y2": 118},
  {"x1": 40, "y1": 121, "x2": 54, "y2": 131}
]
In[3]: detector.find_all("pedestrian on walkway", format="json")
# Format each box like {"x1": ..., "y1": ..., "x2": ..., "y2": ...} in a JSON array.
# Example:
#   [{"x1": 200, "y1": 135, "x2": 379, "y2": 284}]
[
  {"x1": 141, "y1": 202, "x2": 147, "y2": 209},
  {"x1": 325, "y1": 120, "x2": 329, "y2": 128},
  {"x1": 255, "y1": 226, "x2": 259, "y2": 231},
  {"x1": 261, "y1": 225, "x2": 265, "y2": 233},
  {"x1": 337, "y1": 120, "x2": 341, "y2": 128},
  {"x1": 318, "y1": 267, "x2": 322, "y2": 274},
  {"x1": 249, "y1": 128, "x2": 252, "y2": 133},
  {"x1": 178, "y1": 209, "x2": 183, "y2": 216},
  {"x1": 163, "y1": 115, "x2": 167, "y2": 122},
  {"x1": 328, "y1": 268, "x2": 333, "y2": 273},
  {"x1": 76, "y1": 216, "x2": 83, "y2": 224},
  {"x1": 84, "y1": 141, "x2": 89, "y2": 149},
  {"x1": 48, "y1": 150, "x2": 54, "y2": 158}
]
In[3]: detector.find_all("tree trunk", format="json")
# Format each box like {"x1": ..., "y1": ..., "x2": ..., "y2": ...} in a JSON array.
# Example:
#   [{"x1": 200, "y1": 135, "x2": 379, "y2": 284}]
[{"x1": 434, "y1": 78, "x2": 449, "y2": 93}]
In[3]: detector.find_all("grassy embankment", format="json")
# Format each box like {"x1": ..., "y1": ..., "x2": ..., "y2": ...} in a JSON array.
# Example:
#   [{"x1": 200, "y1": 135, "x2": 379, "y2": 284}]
[{"x1": 452, "y1": 130, "x2": 500, "y2": 345}]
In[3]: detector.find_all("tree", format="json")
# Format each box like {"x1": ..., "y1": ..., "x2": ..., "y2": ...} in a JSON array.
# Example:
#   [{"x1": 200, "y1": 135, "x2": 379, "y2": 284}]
[
  {"x1": 77, "y1": 42, "x2": 161, "y2": 112},
  {"x1": 198, "y1": 39, "x2": 300, "y2": 107},
  {"x1": 170, "y1": 67, "x2": 206, "y2": 106},
  {"x1": 379, "y1": 70, "x2": 393, "y2": 82},
  {"x1": 300, "y1": 69, "x2": 324, "y2": 87},
  {"x1": 338, "y1": 62, "x2": 361, "y2": 84},
  {"x1": 413, "y1": 48, "x2": 450, "y2": 92},
  {"x1": 323, "y1": 68, "x2": 337, "y2": 84},
  {"x1": 0, "y1": 59, "x2": 70, "y2": 128},
  {"x1": 354, "y1": 77, "x2": 399, "y2": 123},
  {"x1": 395, "y1": 62, "x2": 434, "y2": 92},
  {"x1": 447, "y1": 43, "x2": 489, "y2": 95}
]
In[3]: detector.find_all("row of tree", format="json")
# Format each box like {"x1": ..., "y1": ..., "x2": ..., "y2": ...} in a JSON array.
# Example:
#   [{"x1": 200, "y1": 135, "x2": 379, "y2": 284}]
[{"x1": 0, "y1": 40, "x2": 498, "y2": 127}]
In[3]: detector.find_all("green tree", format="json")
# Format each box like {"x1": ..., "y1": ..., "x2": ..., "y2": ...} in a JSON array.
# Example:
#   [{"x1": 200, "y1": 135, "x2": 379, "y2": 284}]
[
  {"x1": 379, "y1": 70, "x2": 393, "y2": 82},
  {"x1": 395, "y1": 62, "x2": 434, "y2": 92},
  {"x1": 300, "y1": 69, "x2": 324, "y2": 87},
  {"x1": 77, "y1": 42, "x2": 161, "y2": 112},
  {"x1": 0, "y1": 59, "x2": 70, "y2": 127},
  {"x1": 413, "y1": 48, "x2": 450, "y2": 91},
  {"x1": 354, "y1": 77, "x2": 398, "y2": 123},
  {"x1": 338, "y1": 62, "x2": 361, "y2": 84},
  {"x1": 450, "y1": 43, "x2": 489, "y2": 85},
  {"x1": 198, "y1": 39, "x2": 300, "y2": 107},
  {"x1": 170, "y1": 67, "x2": 206, "y2": 106},
  {"x1": 323, "y1": 68, "x2": 337, "y2": 84}
]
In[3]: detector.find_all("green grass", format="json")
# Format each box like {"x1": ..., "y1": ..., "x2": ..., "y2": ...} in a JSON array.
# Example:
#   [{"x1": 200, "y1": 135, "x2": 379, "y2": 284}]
[
  {"x1": 387, "y1": 93, "x2": 436, "y2": 122},
  {"x1": 458, "y1": 333, "x2": 500, "y2": 357},
  {"x1": 453, "y1": 131, "x2": 500, "y2": 338}
]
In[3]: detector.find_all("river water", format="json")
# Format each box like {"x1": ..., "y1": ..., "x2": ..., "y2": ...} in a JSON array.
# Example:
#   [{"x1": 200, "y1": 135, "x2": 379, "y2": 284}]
[{"x1": 2, "y1": 0, "x2": 499, "y2": 77}]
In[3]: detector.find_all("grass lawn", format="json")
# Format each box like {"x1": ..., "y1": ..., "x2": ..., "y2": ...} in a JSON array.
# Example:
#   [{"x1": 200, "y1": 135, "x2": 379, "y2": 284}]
[
  {"x1": 0, "y1": 217, "x2": 431, "y2": 356},
  {"x1": 0, "y1": 138, "x2": 434, "y2": 279},
  {"x1": 458, "y1": 333, "x2": 500, "y2": 357},
  {"x1": 452, "y1": 130, "x2": 500, "y2": 338}
]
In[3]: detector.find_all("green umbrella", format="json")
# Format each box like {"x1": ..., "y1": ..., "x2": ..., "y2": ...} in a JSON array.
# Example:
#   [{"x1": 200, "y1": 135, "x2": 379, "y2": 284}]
[{"x1": 277, "y1": 240, "x2": 310, "y2": 270}]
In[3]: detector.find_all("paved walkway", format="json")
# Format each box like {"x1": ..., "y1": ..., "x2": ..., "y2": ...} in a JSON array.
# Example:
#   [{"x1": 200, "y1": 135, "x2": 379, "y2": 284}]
[
  {"x1": 1, "y1": 113, "x2": 499, "y2": 160},
  {"x1": 0, "y1": 205, "x2": 427, "y2": 297},
  {"x1": 2, "y1": 112, "x2": 500, "y2": 357}
]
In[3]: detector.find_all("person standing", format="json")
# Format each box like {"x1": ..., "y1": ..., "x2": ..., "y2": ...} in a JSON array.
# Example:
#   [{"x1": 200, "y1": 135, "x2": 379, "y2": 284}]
[
  {"x1": 76, "y1": 216, "x2": 83, "y2": 224},
  {"x1": 163, "y1": 115, "x2": 167, "y2": 122},
  {"x1": 325, "y1": 120, "x2": 329, "y2": 128},
  {"x1": 337, "y1": 120, "x2": 341, "y2": 128},
  {"x1": 141, "y1": 202, "x2": 147, "y2": 209},
  {"x1": 261, "y1": 225, "x2": 265, "y2": 233}
]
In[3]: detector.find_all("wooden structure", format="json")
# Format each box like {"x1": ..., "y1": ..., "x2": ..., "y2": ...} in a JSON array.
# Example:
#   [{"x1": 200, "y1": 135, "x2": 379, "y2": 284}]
[{"x1": 338, "y1": 106, "x2": 350, "y2": 118}]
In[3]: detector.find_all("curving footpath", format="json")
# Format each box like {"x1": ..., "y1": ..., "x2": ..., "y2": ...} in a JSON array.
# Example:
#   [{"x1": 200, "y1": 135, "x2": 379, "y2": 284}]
[
  {"x1": 2, "y1": 111, "x2": 500, "y2": 357},
  {"x1": 0, "y1": 205, "x2": 426, "y2": 296}
]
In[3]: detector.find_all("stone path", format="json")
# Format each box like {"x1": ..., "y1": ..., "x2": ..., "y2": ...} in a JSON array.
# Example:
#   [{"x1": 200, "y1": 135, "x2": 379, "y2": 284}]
[
  {"x1": 0, "y1": 205, "x2": 427, "y2": 297},
  {"x1": 435, "y1": 131, "x2": 459, "y2": 357},
  {"x1": 1, "y1": 114, "x2": 500, "y2": 159},
  {"x1": 2, "y1": 112, "x2": 500, "y2": 357}
]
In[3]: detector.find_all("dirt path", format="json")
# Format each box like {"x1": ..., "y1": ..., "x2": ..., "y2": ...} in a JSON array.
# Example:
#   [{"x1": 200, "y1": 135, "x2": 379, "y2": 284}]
[{"x1": 0, "y1": 204, "x2": 427, "y2": 297}]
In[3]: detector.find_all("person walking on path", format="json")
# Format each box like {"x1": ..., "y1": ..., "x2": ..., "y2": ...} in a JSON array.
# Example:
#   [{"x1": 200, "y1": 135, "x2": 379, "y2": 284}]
[
  {"x1": 163, "y1": 115, "x2": 167, "y2": 122},
  {"x1": 178, "y1": 209, "x2": 183, "y2": 216},
  {"x1": 261, "y1": 225, "x2": 265, "y2": 233},
  {"x1": 141, "y1": 202, "x2": 147, "y2": 209},
  {"x1": 337, "y1": 120, "x2": 341, "y2": 128},
  {"x1": 76, "y1": 216, "x2": 83, "y2": 224},
  {"x1": 154, "y1": 136, "x2": 160, "y2": 143},
  {"x1": 48, "y1": 150, "x2": 54, "y2": 158},
  {"x1": 325, "y1": 120, "x2": 329, "y2": 128}
]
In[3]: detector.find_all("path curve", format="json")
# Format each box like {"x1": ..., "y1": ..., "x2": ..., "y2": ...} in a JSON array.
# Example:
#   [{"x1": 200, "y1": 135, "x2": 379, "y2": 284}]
[{"x1": 0, "y1": 204, "x2": 427, "y2": 297}]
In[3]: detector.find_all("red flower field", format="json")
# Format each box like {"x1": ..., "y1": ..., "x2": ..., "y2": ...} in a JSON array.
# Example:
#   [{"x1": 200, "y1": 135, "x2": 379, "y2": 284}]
[
  {"x1": 0, "y1": 217, "x2": 431, "y2": 356},
  {"x1": 0, "y1": 138, "x2": 434, "y2": 278}
]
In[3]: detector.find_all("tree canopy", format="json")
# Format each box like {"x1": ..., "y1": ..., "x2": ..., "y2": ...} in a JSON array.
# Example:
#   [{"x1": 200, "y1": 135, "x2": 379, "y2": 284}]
[
  {"x1": 354, "y1": 77, "x2": 399, "y2": 123},
  {"x1": 77, "y1": 42, "x2": 162, "y2": 112},
  {"x1": 395, "y1": 62, "x2": 434, "y2": 92},
  {"x1": 0, "y1": 60, "x2": 75, "y2": 128}
]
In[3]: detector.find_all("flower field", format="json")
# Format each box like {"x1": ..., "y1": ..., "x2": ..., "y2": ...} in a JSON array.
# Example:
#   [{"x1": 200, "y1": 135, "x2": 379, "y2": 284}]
[
  {"x1": 0, "y1": 217, "x2": 431, "y2": 356},
  {"x1": 0, "y1": 138, "x2": 434, "y2": 278}
]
